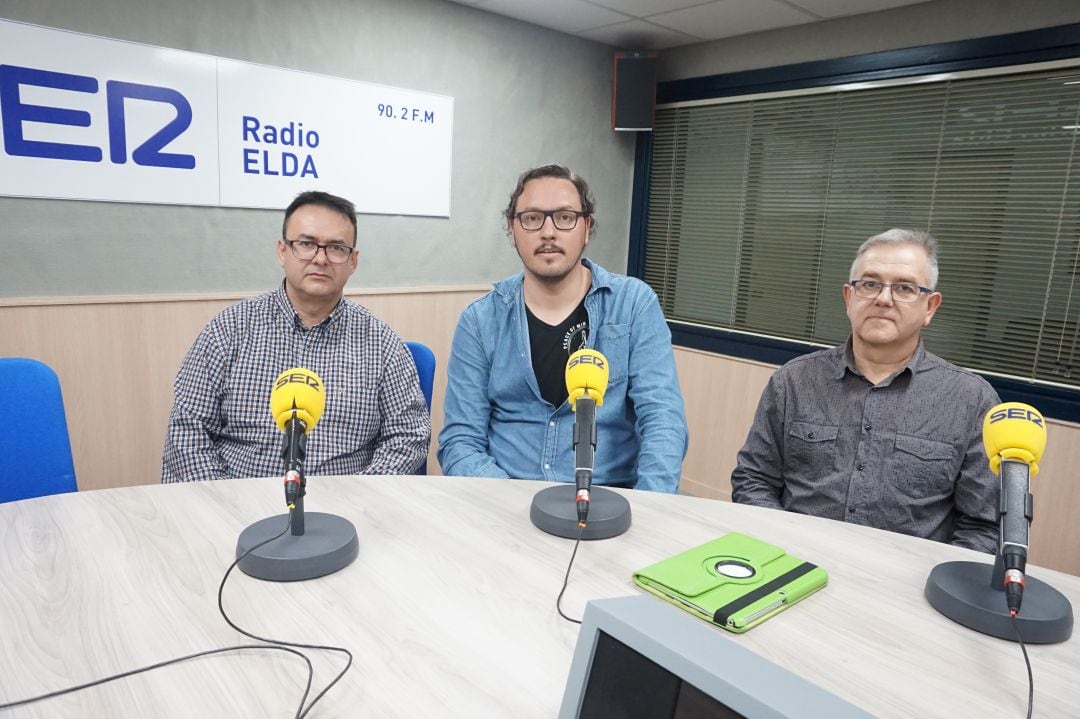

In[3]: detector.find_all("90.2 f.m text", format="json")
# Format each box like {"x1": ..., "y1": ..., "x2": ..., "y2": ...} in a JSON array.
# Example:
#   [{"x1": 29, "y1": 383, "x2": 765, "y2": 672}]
[{"x1": 377, "y1": 104, "x2": 435, "y2": 124}]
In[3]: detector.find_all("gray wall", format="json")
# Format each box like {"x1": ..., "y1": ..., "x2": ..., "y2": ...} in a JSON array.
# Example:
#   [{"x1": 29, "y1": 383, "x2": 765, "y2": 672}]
[
  {"x1": 660, "y1": 0, "x2": 1080, "y2": 82},
  {"x1": 0, "y1": 0, "x2": 635, "y2": 296}
]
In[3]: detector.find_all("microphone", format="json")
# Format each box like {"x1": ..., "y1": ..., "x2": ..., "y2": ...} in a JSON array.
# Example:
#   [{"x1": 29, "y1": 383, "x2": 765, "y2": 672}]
[
  {"x1": 269, "y1": 368, "x2": 326, "y2": 509},
  {"x1": 565, "y1": 349, "x2": 610, "y2": 527},
  {"x1": 982, "y1": 402, "x2": 1046, "y2": 616},
  {"x1": 236, "y1": 366, "x2": 357, "y2": 582}
]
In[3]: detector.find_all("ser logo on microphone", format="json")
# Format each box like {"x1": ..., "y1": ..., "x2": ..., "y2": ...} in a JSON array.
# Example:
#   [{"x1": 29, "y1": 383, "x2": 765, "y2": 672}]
[
  {"x1": 988, "y1": 407, "x2": 1043, "y2": 427},
  {"x1": 275, "y1": 372, "x2": 321, "y2": 391},
  {"x1": 567, "y1": 354, "x2": 605, "y2": 370}
]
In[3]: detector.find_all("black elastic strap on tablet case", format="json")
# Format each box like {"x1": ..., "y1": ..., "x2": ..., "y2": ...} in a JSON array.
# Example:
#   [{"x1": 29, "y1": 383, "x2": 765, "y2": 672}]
[{"x1": 713, "y1": 562, "x2": 819, "y2": 625}]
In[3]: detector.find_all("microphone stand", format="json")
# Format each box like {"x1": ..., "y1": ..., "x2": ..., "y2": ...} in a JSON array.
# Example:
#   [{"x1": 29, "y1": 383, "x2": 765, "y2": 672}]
[
  {"x1": 530, "y1": 397, "x2": 632, "y2": 540},
  {"x1": 924, "y1": 460, "x2": 1072, "y2": 643},
  {"x1": 235, "y1": 418, "x2": 359, "y2": 582}
]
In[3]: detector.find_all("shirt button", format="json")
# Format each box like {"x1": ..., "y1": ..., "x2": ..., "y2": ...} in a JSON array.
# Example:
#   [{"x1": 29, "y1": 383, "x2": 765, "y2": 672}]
[
  {"x1": 807, "y1": 432, "x2": 815, "y2": 439},
  {"x1": 864, "y1": 424, "x2": 872, "y2": 431},
  {"x1": 544, "y1": 463, "x2": 550, "y2": 469},
  {"x1": 549, "y1": 421, "x2": 555, "y2": 427},
  {"x1": 856, "y1": 463, "x2": 864, "y2": 471}
]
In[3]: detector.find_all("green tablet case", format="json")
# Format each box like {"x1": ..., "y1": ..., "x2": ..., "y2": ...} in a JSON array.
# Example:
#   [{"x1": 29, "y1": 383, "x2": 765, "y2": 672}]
[{"x1": 633, "y1": 532, "x2": 828, "y2": 633}]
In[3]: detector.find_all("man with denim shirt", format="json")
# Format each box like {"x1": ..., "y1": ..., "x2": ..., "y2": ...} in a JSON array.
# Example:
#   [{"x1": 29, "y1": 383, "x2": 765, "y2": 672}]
[
  {"x1": 437, "y1": 165, "x2": 688, "y2": 492},
  {"x1": 731, "y1": 229, "x2": 1000, "y2": 552}
]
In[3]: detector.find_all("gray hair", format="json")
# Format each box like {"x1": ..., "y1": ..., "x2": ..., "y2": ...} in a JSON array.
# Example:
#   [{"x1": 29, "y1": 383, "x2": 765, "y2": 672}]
[{"x1": 849, "y1": 228, "x2": 939, "y2": 290}]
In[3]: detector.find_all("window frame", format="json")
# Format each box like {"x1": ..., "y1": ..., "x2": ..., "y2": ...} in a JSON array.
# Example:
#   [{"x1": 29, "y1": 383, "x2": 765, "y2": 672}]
[{"x1": 628, "y1": 22, "x2": 1080, "y2": 422}]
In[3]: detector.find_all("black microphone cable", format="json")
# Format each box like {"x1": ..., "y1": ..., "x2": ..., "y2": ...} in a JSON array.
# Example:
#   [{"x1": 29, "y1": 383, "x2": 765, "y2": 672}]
[
  {"x1": 1009, "y1": 612, "x2": 1034, "y2": 719},
  {"x1": 0, "y1": 516, "x2": 352, "y2": 718},
  {"x1": 217, "y1": 516, "x2": 353, "y2": 718},
  {"x1": 555, "y1": 524, "x2": 587, "y2": 625}
]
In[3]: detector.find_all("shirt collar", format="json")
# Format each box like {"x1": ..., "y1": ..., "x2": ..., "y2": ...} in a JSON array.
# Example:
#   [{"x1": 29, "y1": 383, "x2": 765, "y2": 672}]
[
  {"x1": 272, "y1": 281, "x2": 346, "y2": 330},
  {"x1": 834, "y1": 337, "x2": 928, "y2": 383},
  {"x1": 494, "y1": 257, "x2": 611, "y2": 305}
]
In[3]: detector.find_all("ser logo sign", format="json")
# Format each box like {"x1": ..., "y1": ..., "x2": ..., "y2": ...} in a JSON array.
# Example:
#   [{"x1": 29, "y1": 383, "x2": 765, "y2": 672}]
[
  {"x1": 275, "y1": 373, "x2": 321, "y2": 392},
  {"x1": 567, "y1": 354, "x2": 605, "y2": 371},
  {"x1": 988, "y1": 407, "x2": 1043, "y2": 427},
  {"x1": 0, "y1": 64, "x2": 195, "y2": 168}
]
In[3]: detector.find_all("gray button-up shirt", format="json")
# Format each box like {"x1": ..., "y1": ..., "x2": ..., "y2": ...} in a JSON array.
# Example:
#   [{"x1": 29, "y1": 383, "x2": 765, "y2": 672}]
[{"x1": 731, "y1": 340, "x2": 1001, "y2": 553}]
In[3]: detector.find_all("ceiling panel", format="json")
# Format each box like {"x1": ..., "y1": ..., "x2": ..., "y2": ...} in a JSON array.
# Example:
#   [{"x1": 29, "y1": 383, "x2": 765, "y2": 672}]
[
  {"x1": 478, "y1": 0, "x2": 632, "y2": 34},
  {"x1": 445, "y1": 0, "x2": 933, "y2": 49},
  {"x1": 578, "y1": 19, "x2": 701, "y2": 50},
  {"x1": 649, "y1": 0, "x2": 817, "y2": 40}
]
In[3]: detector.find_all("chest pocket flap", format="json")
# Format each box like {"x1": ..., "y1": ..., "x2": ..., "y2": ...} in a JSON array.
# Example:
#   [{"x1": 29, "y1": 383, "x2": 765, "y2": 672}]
[
  {"x1": 788, "y1": 421, "x2": 839, "y2": 443},
  {"x1": 894, "y1": 434, "x2": 955, "y2": 461}
]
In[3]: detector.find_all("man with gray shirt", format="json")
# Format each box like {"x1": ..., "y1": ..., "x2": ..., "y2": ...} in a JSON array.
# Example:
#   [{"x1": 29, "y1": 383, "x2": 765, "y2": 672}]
[{"x1": 731, "y1": 229, "x2": 1000, "y2": 553}]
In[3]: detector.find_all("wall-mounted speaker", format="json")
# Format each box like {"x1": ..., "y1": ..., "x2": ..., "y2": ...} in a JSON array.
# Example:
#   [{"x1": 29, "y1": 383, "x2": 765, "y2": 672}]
[{"x1": 611, "y1": 51, "x2": 658, "y2": 132}]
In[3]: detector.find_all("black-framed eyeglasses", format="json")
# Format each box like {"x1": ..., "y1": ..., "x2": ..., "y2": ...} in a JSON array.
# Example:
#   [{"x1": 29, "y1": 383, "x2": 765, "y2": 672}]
[
  {"x1": 849, "y1": 279, "x2": 932, "y2": 303},
  {"x1": 283, "y1": 238, "x2": 355, "y2": 263},
  {"x1": 513, "y1": 209, "x2": 588, "y2": 231}
]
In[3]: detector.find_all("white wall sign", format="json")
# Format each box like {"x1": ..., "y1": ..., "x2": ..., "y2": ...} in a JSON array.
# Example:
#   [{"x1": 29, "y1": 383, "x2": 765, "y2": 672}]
[{"x1": 0, "y1": 19, "x2": 453, "y2": 216}]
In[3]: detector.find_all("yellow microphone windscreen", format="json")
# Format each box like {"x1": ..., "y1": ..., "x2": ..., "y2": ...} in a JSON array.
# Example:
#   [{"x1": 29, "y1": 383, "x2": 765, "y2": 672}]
[
  {"x1": 565, "y1": 349, "x2": 609, "y2": 409},
  {"x1": 269, "y1": 368, "x2": 326, "y2": 432},
  {"x1": 982, "y1": 402, "x2": 1046, "y2": 476}
]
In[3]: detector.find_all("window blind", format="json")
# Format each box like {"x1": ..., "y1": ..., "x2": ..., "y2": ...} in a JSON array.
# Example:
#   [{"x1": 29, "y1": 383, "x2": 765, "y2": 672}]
[{"x1": 644, "y1": 65, "x2": 1080, "y2": 387}]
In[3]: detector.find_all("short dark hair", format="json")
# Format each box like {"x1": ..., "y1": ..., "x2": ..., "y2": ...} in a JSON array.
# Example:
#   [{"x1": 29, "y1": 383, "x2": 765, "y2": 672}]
[
  {"x1": 282, "y1": 191, "x2": 358, "y2": 245},
  {"x1": 504, "y1": 164, "x2": 597, "y2": 238}
]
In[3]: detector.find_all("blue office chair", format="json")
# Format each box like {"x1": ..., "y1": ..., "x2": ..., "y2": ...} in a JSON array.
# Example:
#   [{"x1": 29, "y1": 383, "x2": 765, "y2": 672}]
[
  {"x1": 404, "y1": 341, "x2": 436, "y2": 475},
  {"x1": 0, "y1": 357, "x2": 78, "y2": 503}
]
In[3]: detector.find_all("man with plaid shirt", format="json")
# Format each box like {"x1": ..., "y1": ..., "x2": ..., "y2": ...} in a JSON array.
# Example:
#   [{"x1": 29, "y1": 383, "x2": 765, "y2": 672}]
[{"x1": 162, "y1": 191, "x2": 430, "y2": 482}]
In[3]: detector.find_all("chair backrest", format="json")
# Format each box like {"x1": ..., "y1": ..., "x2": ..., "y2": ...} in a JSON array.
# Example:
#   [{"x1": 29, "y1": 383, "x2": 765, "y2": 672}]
[
  {"x1": 405, "y1": 342, "x2": 436, "y2": 411},
  {"x1": 0, "y1": 358, "x2": 78, "y2": 503},
  {"x1": 404, "y1": 342, "x2": 436, "y2": 475}
]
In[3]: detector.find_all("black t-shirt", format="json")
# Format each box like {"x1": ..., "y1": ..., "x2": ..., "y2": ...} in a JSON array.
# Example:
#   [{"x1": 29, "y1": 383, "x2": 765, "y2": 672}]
[{"x1": 525, "y1": 296, "x2": 589, "y2": 407}]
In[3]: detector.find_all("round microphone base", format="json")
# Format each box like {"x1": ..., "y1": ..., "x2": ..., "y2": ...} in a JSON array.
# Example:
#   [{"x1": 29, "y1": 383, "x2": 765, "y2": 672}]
[
  {"x1": 236, "y1": 512, "x2": 359, "y2": 582},
  {"x1": 925, "y1": 560, "x2": 1073, "y2": 644},
  {"x1": 530, "y1": 484, "x2": 631, "y2": 540}
]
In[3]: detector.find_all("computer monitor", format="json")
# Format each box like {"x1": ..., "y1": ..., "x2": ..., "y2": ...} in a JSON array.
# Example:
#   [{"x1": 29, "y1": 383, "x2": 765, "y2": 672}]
[{"x1": 558, "y1": 595, "x2": 873, "y2": 719}]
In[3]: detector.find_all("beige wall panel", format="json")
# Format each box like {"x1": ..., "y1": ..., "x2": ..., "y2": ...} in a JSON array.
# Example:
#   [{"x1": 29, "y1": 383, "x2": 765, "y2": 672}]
[
  {"x1": 674, "y1": 347, "x2": 775, "y2": 501},
  {"x1": 0, "y1": 288, "x2": 486, "y2": 493}
]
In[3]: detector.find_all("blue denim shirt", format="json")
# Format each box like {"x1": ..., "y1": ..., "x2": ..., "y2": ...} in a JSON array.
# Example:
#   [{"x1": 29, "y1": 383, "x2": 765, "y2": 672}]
[{"x1": 437, "y1": 259, "x2": 688, "y2": 492}]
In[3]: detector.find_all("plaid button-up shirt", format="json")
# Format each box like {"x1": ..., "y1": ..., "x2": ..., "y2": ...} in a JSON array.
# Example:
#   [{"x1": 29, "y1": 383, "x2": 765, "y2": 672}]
[{"x1": 162, "y1": 284, "x2": 430, "y2": 482}]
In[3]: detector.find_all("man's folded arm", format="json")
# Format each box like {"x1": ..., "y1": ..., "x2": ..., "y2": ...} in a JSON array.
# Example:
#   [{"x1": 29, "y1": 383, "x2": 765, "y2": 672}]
[
  {"x1": 730, "y1": 373, "x2": 787, "y2": 508},
  {"x1": 161, "y1": 332, "x2": 229, "y2": 483},
  {"x1": 949, "y1": 383, "x2": 1003, "y2": 554},
  {"x1": 626, "y1": 293, "x2": 687, "y2": 494},
  {"x1": 437, "y1": 311, "x2": 510, "y2": 479},
  {"x1": 363, "y1": 339, "x2": 432, "y2": 475}
]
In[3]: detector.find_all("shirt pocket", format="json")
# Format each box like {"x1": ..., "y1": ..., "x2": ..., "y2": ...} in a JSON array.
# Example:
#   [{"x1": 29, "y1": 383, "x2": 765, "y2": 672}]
[
  {"x1": 887, "y1": 434, "x2": 957, "y2": 498},
  {"x1": 784, "y1": 420, "x2": 839, "y2": 474},
  {"x1": 593, "y1": 323, "x2": 630, "y2": 385}
]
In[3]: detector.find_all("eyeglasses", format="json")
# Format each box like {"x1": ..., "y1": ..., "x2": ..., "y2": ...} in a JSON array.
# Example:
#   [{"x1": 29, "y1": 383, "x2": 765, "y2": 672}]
[
  {"x1": 849, "y1": 279, "x2": 932, "y2": 303},
  {"x1": 283, "y1": 238, "x2": 355, "y2": 263},
  {"x1": 513, "y1": 209, "x2": 587, "y2": 231}
]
